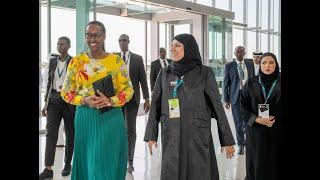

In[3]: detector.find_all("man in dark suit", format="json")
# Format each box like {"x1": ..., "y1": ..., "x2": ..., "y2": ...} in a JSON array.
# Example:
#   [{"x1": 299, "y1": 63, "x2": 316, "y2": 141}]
[
  {"x1": 222, "y1": 46, "x2": 254, "y2": 155},
  {"x1": 39, "y1": 37, "x2": 76, "y2": 179},
  {"x1": 150, "y1": 47, "x2": 172, "y2": 92},
  {"x1": 117, "y1": 34, "x2": 150, "y2": 173}
]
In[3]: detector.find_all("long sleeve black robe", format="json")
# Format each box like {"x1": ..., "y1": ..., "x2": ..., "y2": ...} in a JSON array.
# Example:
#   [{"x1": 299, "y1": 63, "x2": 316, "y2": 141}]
[
  {"x1": 144, "y1": 65, "x2": 235, "y2": 180},
  {"x1": 240, "y1": 76, "x2": 281, "y2": 180}
]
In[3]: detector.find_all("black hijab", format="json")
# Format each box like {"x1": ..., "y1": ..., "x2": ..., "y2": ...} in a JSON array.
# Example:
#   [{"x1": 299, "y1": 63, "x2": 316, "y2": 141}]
[
  {"x1": 258, "y1": 52, "x2": 280, "y2": 92},
  {"x1": 169, "y1": 34, "x2": 202, "y2": 78}
]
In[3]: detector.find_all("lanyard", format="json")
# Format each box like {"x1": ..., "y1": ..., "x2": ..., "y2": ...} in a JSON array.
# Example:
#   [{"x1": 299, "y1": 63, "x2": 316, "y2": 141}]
[
  {"x1": 259, "y1": 76, "x2": 277, "y2": 104},
  {"x1": 57, "y1": 61, "x2": 67, "y2": 78},
  {"x1": 172, "y1": 78, "x2": 183, "y2": 98}
]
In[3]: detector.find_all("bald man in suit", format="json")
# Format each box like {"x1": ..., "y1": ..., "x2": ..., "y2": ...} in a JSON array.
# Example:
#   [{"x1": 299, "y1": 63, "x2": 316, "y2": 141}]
[
  {"x1": 223, "y1": 46, "x2": 254, "y2": 155},
  {"x1": 150, "y1": 47, "x2": 172, "y2": 93}
]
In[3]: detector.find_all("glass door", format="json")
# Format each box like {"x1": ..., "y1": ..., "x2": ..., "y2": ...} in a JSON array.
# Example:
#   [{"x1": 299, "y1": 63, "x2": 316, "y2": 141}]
[
  {"x1": 208, "y1": 15, "x2": 233, "y2": 94},
  {"x1": 151, "y1": 10, "x2": 203, "y2": 63}
]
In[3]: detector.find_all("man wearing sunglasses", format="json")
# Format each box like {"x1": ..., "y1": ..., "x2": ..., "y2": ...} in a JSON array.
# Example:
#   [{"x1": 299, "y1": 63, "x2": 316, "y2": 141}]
[{"x1": 117, "y1": 34, "x2": 150, "y2": 173}]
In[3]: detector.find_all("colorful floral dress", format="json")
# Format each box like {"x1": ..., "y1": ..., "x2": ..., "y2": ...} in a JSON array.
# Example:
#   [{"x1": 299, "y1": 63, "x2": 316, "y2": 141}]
[{"x1": 61, "y1": 52, "x2": 133, "y2": 180}]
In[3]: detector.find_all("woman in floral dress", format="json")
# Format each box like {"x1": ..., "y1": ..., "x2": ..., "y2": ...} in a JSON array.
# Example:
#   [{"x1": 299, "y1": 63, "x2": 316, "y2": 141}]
[{"x1": 61, "y1": 21, "x2": 133, "y2": 180}]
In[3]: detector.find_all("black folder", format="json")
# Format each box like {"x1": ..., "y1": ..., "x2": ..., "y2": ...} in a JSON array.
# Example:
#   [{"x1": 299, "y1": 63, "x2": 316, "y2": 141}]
[{"x1": 92, "y1": 75, "x2": 115, "y2": 114}]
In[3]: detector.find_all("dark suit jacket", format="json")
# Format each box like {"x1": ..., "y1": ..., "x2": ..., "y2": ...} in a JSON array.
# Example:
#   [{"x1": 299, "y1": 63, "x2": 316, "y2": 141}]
[
  {"x1": 150, "y1": 58, "x2": 172, "y2": 92},
  {"x1": 222, "y1": 59, "x2": 254, "y2": 104},
  {"x1": 117, "y1": 51, "x2": 149, "y2": 105},
  {"x1": 45, "y1": 54, "x2": 73, "y2": 100},
  {"x1": 44, "y1": 54, "x2": 75, "y2": 111}
]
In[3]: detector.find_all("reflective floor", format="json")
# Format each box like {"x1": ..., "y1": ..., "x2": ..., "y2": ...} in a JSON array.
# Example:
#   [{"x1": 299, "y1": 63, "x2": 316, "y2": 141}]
[{"x1": 39, "y1": 107, "x2": 246, "y2": 180}]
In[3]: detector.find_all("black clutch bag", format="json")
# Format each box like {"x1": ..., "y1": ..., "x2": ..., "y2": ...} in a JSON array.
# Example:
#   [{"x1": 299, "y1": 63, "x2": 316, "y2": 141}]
[{"x1": 92, "y1": 75, "x2": 115, "y2": 114}]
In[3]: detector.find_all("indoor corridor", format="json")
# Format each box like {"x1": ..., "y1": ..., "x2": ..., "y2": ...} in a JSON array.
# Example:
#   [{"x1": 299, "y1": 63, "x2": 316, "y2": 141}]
[{"x1": 39, "y1": 107, "x2": 246, "y2": 180}]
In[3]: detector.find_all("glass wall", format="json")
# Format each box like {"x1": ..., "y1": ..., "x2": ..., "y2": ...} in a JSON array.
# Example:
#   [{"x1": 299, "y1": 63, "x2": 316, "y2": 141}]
[
  {"x1": 245, "y1": 0, "x2": 280, "y2": 61},
  {"x1": 247, "y1": 31, "x2": 257, "y2": 59},
  {"x1": 247, "y1": 0, "x2": 257, "y2": 28},
  {"x1": 232, "y1": 28, "x2": 244, "y2": 53},
  {"x1": 96, "y1": 13, "x2": 146, "y2": 57},
  {"x1": 50, "y1": 8, "x2": 76, "y2": 56},
  {"x1": 273, "y1": 0, "x2": 279, "y2": 34},
  {"x1": 173, "y1": 24, "x2": 191, "y2": 36},
  {"x1": 232, "y1": 0, "x2": 243, "y2": 23},
  {"x1": 273, "y1": 35, "x2": 279, "y2": 66},
  {"x1": 146, "y1": 21, "x2": 152, "y2": 91},
  {"x1": 186, "y1": 0, "x2": 281, "y2": 63},
  {"x1": 260, "y1": 33, "x2": 268, "y2": 52},
  {"x1": 215, "y1": 0, "x2": 229, "y2": 11},
  {"x1": 40, "y1": 6, "x2": 48, "y2": 67},
  {"x1": 196, "y1": 0, "x2": 212, "y2": 6},
  {"x1": 208, "y1": 16, "x2": 232, "y2": 93},
  {"x1": 261, "y1": 0, "x2": 269, "y2": 30},
  {"x1": 159, "y1": 23, "x2": 167, "y2": 50}
]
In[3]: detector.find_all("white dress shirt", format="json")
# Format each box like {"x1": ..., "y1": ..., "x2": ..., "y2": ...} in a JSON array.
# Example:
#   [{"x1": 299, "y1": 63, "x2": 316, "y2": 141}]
[
  {"x1": 121, "y1": 50, "x2": 131, "y2": 75},
  {"x1": 159, "y1": 58, "x2": 169, "y2": 68},
  {"x1": 235, "y1": 59, "x2": 248, "y2": 89},
  {"x1": 53, "y1": 57, "x2": 67, "y2": 92},
  {"x1": 254, "y1": 63, "x2": 260, "y2": 76}
]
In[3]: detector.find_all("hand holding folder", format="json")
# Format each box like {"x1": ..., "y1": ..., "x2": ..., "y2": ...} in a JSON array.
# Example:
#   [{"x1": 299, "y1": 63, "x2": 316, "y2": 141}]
[{"x1": 92, "y1": 75, "x2": 115, "y2": 114}]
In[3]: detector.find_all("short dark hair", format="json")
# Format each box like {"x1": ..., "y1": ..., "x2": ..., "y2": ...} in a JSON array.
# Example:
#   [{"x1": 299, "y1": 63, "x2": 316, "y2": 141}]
[
  {"x1": 85, "y1": 21, "x2": 106, "y2": 35},
  {"x1": 119, "y1": 34, "x2": 129, "y2": 40},
  {"x1": 58, "y1": 36, "x2": 71, "y2": 46},
  {"x1": 160, "y1": 47, "x2": 166, "y2": 52},
  {"x1": 235, "y1": 46, "x2": 245, "y2": 52}
]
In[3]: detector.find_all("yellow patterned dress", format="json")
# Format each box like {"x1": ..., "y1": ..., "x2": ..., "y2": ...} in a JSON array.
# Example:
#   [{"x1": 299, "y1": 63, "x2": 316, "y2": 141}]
[{"x1": 61, "y1": 52, "x2": 133, "y2": 180}]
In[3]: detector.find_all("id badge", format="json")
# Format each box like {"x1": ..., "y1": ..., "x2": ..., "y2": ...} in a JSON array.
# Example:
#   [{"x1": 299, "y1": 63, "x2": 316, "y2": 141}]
[
  {"x1": 168, "y1": 98, "x2": 180, "y2": 118},
  {"x1": 258, "y1": 104, "x2": 269, "y2": 118}
]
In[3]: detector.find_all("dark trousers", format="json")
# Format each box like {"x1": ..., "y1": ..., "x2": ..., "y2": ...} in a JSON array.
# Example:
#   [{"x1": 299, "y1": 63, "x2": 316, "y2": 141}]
[
  {"x1": 123, "y1": 98, "x2": 139, "y2": 163},
  {"x1": 44, "y1": 91, "x2": 75, "y2": 166},
  {"x1": 231, "y1": 94, "x2": 246, "y2": 146}
]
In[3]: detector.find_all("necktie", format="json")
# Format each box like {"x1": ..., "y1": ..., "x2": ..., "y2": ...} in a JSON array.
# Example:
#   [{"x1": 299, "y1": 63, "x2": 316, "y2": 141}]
[
  {"x1": 122, "y1": 53, "x2": 127, "y2": 64},
  {"x1": 239, "y1": 62, "x2": 244, "y2": 88},
  {"x1": 163, "y1": 59, "x2": 167, "y2": 67},
  {"x1": 239, "y1": 62, "x2": 244, "y2": 80}
]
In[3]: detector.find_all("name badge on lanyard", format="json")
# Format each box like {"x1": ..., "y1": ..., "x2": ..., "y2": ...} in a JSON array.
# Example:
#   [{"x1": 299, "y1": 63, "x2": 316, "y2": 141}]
[
  {"x1": 258, "y1": 104, "x2": 269, "y2": 118},
  {"x1": 168, "y1": 78, "x2": 183, "y2": 119},
  {"x1": 258, "y1": 77, "x2": 277, "y2": 118}
]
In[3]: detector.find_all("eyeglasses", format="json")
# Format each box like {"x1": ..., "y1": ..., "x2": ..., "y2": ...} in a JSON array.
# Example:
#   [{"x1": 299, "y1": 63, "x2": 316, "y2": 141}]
[{"x1": 85, "y1": 32, "x2": 103, "y2": 39}]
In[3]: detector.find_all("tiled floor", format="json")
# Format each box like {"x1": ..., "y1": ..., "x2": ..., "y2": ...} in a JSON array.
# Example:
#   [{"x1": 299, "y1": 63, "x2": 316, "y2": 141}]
[{"x1": 39, "y1": 107, "x2": 246, "y2": 180}]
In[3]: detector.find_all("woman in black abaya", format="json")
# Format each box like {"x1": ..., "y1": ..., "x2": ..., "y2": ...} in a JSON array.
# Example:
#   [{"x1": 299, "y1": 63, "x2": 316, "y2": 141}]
[
  {"x1": 144, "y1": 34, "x2": 235, "y2": 180},
  {"x1": 241, "y1": 52, "x2": 281, "y2": 180}
]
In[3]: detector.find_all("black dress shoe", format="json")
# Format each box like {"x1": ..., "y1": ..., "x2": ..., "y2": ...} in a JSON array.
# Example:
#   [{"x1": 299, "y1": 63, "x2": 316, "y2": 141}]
[
  {"x1": 62, "y1": 164, "x2": 71, "y2": 176},
  {"x1": 238, "y1": 145, "x2": 244, "y2": 155},
  {"x1": 39, "y1": 168, "x2": 53, "y2": 179},
  {"x1": 127, "y1": 164, "x2": 134, "y2": 173}
]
